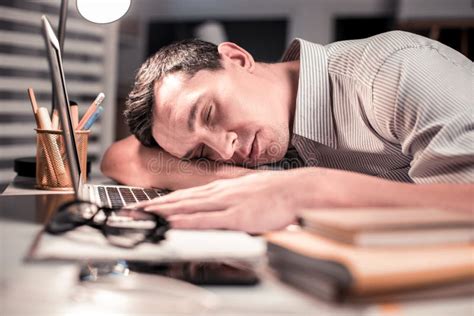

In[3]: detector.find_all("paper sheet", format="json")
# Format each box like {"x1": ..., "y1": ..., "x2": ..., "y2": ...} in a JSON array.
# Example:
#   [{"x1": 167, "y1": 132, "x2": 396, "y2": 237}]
[{"x1": 29, "y1": 227, "x2": 266, "y2": 263}]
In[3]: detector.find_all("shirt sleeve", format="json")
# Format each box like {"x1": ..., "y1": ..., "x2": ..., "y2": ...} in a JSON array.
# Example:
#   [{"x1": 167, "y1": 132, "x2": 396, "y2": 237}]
[{"x1": 372, "y1": 45, "x2": 474, "y2": 184}]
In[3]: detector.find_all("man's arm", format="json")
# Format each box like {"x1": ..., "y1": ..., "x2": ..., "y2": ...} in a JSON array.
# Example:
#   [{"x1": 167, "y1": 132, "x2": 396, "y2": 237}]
[
  {"x1": 135, "y1": 167, "x2": 473, "y2": 233},
  {"x1": 371, "y1": 43, "x2": 473, "y2": 183},
  {"x1": 100, "y1": 136, "x2": 256, "y2": 190}
]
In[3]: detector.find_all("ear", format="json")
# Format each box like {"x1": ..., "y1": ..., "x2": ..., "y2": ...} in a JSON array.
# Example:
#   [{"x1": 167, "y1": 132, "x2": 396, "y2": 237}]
[{"x1": 217, "y1": 42, "x2": 255, "y2": 72}]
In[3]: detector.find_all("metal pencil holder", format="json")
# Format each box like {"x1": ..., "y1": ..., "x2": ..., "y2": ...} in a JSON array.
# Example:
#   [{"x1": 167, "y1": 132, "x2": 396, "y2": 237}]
[{"x1": 35, "y1": 129, "x2": 89, "y2": 190}]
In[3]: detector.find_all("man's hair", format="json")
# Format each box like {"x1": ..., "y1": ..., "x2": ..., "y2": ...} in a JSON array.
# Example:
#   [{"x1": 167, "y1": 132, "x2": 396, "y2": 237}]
[{"x1": 124, "y1": 39, "x2": 223, "y2": 147}]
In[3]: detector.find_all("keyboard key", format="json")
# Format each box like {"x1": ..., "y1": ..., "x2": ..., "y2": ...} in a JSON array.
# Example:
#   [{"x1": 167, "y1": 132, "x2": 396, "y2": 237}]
[
  {"x1": 144, "y1": 189, "x2": 158, "y2": 199},
  {"x1": 106, "y1": 187, "x2": 124, "y2": 209},
  {"x1": 97, "y1": 186, "x2": 109, "y2": 207},
  {"x1": 119, "y1": 188, "x2": 137, "y2": 204},
  {"x1": 132, "y1": 188, "x2": 150, "y2": 201}
]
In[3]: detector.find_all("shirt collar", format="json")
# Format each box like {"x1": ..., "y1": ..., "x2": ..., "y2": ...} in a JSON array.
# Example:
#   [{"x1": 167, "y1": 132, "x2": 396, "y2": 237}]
[{"x1": 281, "y1": 38, "x2": 337, "y2": 149}]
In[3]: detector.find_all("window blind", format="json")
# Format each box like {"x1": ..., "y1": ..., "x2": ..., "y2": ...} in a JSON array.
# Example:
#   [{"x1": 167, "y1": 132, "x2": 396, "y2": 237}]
[{"x1": 0, "y1": 0, "x2": 118, "y2": 186}]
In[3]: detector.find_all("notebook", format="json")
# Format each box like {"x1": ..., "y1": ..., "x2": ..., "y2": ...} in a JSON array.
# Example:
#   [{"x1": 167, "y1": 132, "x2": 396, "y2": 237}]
[
  {"x1": 299, "y1": 207, "x2": 474, "y2": 247},
  {"x1": 266, "y1": 229, "x2": 474, "y2": 301}
]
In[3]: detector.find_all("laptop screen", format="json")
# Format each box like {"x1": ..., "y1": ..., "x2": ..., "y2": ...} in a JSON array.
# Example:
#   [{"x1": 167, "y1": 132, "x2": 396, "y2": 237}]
[{"x1": 41, "y1": 16, "x2": 82, "y2": 195}]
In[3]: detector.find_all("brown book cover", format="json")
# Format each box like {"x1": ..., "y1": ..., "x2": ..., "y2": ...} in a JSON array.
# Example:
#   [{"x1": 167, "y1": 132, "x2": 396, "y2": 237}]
[{"x1": 265, "y1": 230, "x2": 474, "y2": 298}]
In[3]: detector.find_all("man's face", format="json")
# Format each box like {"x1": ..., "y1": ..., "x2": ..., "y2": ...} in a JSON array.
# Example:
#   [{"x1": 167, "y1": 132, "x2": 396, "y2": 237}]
[{"x1": 151, "y1": 58, "x2": 290, "y2": 167}]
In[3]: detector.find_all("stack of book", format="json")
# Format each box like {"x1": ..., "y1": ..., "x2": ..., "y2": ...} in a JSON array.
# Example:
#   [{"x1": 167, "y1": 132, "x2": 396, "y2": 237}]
[{"x1": 266, "y1": 208, "x2": 474, "y2": 302}]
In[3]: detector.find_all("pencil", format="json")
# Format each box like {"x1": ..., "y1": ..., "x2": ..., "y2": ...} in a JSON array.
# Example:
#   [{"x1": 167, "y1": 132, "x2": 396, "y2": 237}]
[
  {"x1": 27, "y1": 88, "x2": 40, "y2": 127},
  {"x1": 27, "y1": 88, "x2": 60, "y2": 185},
  {"x1": 83, "y1": 105, "x2": 104, "y2": 130},
  {"x1": 51, "y1": 109, "x2": 59, "y2": 130},
  {"x1": 37, "y1": 107, "x2": 52, "y2": 130},
  {"x1": 37, "y1": 107, "x2": 68, "y2": 187},
  {"x1": 36, "y1": 107, "x2": 58, "y2": 185},
  {"x1": 70, "y1": 101, "x2": 79, "y2": 129},
  {"x1": 77, "y1": 92, "x2": 105, "y2": 130}
]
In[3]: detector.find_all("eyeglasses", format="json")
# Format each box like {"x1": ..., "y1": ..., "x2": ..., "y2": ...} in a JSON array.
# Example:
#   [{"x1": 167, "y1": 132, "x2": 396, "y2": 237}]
[{"x1": 46, "y1": 200, "x2": 170, "y2": 248}]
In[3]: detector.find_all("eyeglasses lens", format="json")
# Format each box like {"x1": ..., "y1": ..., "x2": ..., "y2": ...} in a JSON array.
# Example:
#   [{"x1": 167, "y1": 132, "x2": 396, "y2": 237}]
[
  {"x1": 47, "y1": 201, "x2": 99, "y2": 234},
  {"x1": 103, "y1": 209, "x2": 165, "y2": 248}
]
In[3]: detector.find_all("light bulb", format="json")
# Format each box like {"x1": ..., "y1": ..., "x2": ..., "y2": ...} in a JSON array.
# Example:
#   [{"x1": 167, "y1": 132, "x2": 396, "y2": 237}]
[{"x1": 77, "y1": 0, "x2": 131, "y2": 24}]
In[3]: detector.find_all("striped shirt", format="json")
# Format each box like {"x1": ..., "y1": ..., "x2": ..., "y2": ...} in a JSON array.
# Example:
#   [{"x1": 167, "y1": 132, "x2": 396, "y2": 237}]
[{"x1": 281, "y1": 31, "x2": 473, "y2": 184}]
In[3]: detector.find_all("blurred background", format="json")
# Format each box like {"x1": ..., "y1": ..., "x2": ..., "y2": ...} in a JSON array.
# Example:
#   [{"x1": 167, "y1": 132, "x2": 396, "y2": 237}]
[{"x1": 0, "y1": 0, "x2": 472, "y2": 188}]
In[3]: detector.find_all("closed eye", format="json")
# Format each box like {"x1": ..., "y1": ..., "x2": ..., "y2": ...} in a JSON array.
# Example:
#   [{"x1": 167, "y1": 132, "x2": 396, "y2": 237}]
[
  {"x1": 206, "y1": 105, "x2": 212, "y2": 123},
  {"x1": 193, "y1": 106, "x2": 213, "y2": 159},
  {"x1": 199, "y1": 144, "x2": 205, "y2": 159}
]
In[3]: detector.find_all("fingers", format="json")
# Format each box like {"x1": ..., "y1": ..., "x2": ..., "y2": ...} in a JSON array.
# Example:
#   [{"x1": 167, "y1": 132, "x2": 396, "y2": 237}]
[
  {"x1": 158, "y1": 187, "x2": 215, "y2": 204},
  {"x1": 144, "y1": 191, "x2": 208, "y2": 207},
  {"x1": 168, "y1": 209, "x2": 237, "y2": 230},
  {"x1": 144, "y1": 197, "x2": 225, "y2": 216},
  {"x1": 132, "y1": 180, "x2": 223, "y2": 209}
]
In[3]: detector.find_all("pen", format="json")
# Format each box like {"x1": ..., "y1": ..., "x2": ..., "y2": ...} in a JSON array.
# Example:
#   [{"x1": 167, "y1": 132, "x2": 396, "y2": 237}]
[
  {"x1": 77, "y1": 92, "x2": 105, "y2": 130},
  {"x1": 83, "y1": 105, "x2": 104, "y2": 130}
]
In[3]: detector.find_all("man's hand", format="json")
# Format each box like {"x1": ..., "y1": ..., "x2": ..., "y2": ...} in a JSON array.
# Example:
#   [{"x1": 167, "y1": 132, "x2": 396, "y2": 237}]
[
  {"x1": 133, "y1": 167, "x2": 474, "y2": 233},
  {"x1": 136, "y1": 171, "x2": 308, "y2": 233}
]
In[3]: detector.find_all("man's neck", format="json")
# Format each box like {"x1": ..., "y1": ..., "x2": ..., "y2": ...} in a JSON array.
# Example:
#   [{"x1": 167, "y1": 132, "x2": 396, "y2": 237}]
[{"x1": 259, "y1": 60, "x2": 300, "y2": 135}]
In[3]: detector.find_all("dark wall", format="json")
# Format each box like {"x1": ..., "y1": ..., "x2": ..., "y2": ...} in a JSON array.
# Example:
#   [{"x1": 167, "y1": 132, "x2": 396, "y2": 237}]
[
  {"x1": 148, "y1": 19, "x2": 288, "y2": 62},
  {"x1": 335, "y1": 16, "x2": 473, "y2": 60}
]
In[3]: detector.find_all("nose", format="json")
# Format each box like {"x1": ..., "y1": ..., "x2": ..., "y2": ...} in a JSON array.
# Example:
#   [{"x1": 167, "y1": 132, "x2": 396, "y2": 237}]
[{"x1": 205, "y1": 128, "x2": 237, "y2": 160}]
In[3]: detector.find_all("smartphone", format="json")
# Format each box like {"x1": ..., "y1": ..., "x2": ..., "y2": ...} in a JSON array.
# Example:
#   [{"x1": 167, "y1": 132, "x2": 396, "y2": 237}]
[{"x1": 127, "y1": 260, "x2": 260, "y2": 285}]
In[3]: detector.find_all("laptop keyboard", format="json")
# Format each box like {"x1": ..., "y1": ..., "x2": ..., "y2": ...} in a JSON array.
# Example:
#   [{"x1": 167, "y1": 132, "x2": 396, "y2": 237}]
[{"x1": 97, "y1": 186, "x2": 167, "y2": 209}]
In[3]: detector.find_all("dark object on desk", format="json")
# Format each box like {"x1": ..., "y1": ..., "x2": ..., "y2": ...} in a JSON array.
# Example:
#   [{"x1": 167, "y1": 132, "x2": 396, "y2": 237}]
[
  {"x1": 13, "y1": 157, "x2": 36, "y2": 178},
  {"x1": 127, "y1": 261, "x2": 260, "y2": 286},
  {"x1": 79, "y1": 260, "x2": 259, "y2": 286},
  {"x1": 14, "y1": 156, "x2": 91, "y2": 178}
]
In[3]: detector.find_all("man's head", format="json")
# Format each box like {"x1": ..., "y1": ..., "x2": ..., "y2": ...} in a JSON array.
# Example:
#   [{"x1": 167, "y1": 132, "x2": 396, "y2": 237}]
[{"x1": 125, "y1": 39, "x2": 296, "y2": 167}]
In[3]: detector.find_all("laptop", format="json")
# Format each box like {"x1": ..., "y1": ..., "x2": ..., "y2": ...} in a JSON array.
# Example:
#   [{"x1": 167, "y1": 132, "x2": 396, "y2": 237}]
[{"x1": 41, "y1": 15, "x2": 167, "y2": 208}]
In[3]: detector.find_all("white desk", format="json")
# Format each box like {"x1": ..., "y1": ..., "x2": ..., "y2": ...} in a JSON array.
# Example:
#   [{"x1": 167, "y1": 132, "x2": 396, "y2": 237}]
[
  {"x1": 1, "y1": 177, "x2": 472, "y2": 315},
  {"x1": 1, "y1": 175, "x2": 114, "y2": 196}
]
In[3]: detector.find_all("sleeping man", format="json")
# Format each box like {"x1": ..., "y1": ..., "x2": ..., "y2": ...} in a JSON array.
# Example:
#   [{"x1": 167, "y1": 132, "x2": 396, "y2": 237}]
[{"x1": 101, "y1": 31, "x2": 473, "y2": 233}]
